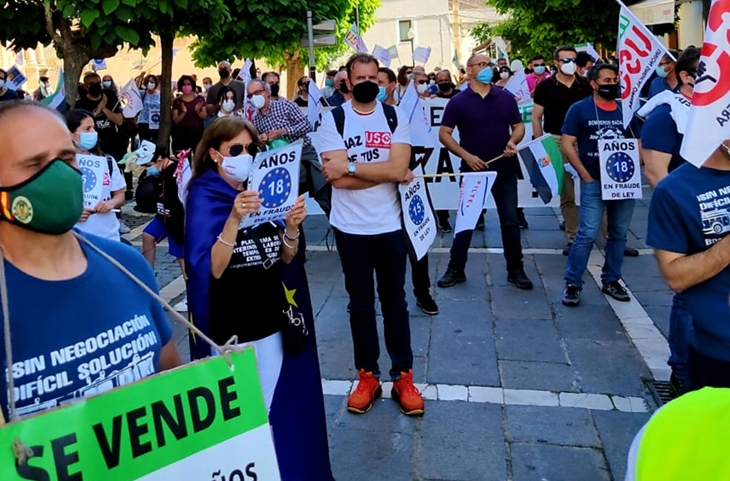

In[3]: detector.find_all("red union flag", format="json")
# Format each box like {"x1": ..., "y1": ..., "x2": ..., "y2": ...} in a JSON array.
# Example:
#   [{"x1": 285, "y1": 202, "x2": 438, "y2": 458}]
[
  {"x1": 681, "y1": 0, "x2": 730, "y2": 166},
  {"x1": 617, "y1": 3, "x2": 668, "y2": 128},
  {"x1": 344, "y1": 23, "x2": 368, "y2": 53}
]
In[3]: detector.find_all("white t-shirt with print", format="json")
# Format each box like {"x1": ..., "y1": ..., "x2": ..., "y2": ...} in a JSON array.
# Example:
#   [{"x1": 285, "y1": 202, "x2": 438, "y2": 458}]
[
  {"x1": 75, "y1": 157, "x2": 126, "y2": 241},
  {"x1": 318, "y1": 101, "x2": 410, "y2": 235}
]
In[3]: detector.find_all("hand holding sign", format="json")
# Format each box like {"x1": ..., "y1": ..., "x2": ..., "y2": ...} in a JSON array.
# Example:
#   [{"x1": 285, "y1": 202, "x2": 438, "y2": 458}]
[
  {"x1": 285, "y1": 195, "x2": 307, "y2": 231},
  {"x1": 231, "y1": 191, "x2": 263, "y2": 221}
]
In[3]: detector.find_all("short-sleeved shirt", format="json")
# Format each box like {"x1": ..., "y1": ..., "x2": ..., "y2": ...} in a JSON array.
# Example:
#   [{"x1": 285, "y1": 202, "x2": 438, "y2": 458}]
[
  {"x1": 0, "y1": 234, "x2": 173, "y2": 419},
  {"x1": 327, "y1": 91, "x2": 347, "y2": 107},
  {"x1": 640, "y1": 104, "x2": 685, "y2": 173},
  {"x1": 527, "y1": 72, "x2": 551, "y2": 93},
  {"x1": 533, "y1": 75, "x2": 593, "y2": 135},
  {"x1": 319, "y1": 101, "x2": 410, "y2": 235},
  {"x1": 173, "y1": 95, "x2": 206, "y2": 130},
  {"x1": 647, "y1": 164, "x2": 730, "y2": 361},
  {"x1": 209, "y1": 222, "x2": 286, "y2": 344},
  {"x1": 648, "y1": 77, "x2": 675, "y2": 100},
  {"x1": 139, "y1": 91, "x2": 161, "y2": 128},
  {"x1": 153, "y1": 161, "x2": 185, "y2": 245},
  {"x1": 562, "y1": 97, "x2": 639, "y2": 180},
  {"x1": 206, "y1": 79, "x2": 246, "y2": 111},
  {"x1": 74, "y1": 154, "x2": 126, "y2": 241},
  {"x1": 75, "y1": 90, "x2": 123, "y2": 157},
  {"x1": 251, "y1": 98, "x2": 313, "y2": 147},
  {"x1": 440, "y1": 85, "x2": 523, "y2": 174}
]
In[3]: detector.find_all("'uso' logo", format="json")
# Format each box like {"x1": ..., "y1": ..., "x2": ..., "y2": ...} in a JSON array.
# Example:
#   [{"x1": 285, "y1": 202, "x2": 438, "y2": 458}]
[{"x1": 365, "y1": 131, "x2": 391, "y2": 149}]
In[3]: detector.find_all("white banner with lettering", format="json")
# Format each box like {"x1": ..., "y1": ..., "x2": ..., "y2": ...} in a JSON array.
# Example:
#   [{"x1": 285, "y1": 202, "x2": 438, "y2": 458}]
[
  {"x1": 400, "y1": 174, "x2": 437, "y2": 261},
  {"x1": 77, "y1": 154, "x2": 107, "y2": 209}
]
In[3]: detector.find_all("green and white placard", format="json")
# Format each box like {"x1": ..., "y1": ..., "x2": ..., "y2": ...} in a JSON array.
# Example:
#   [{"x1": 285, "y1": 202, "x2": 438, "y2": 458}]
[{"x1": 1, "y1": 349, "x2": 281, "y2": 480}]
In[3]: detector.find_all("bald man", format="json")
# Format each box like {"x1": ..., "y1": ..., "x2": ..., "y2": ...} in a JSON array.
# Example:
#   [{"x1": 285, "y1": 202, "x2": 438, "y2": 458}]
[
  {"x1": 326, "y1": 70, "x2": 352, "y2": 107},
  {"x1": 206, "y1": 61, "x2": 246, "y2": 116}
]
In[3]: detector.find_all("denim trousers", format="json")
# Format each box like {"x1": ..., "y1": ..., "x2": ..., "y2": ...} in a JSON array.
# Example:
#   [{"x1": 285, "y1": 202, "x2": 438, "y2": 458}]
[
  {"x1": 668, "y1": 292, "x2": 693, "y2": 383},
  {"x1": 449, "y1": 168, "x2": 523, "y2": 272},
  {"x1": 334, "y1": 228, "x2": 413, "y2": 378},
  {"x1": 564, "y1": 180, "x2": 635, "y2": 287}
]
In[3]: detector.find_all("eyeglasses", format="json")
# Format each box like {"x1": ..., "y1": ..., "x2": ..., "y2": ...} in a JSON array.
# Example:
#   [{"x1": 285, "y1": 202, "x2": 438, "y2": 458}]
[
  {"x1": 224, "y1": 143, "x2": 259, "y2": 157},
  {"x1": 467, "y1": 62, "x2": 489, "y2": 69},
  {"x1": 300, "y1": 82, "x2": 309, "y2": 88},
  {"x1": 558, "y1": 58, "x2": 577, "y2": 64},
  {"x1": 247, "y1": 88, "x2": 265, "y2": 98}
]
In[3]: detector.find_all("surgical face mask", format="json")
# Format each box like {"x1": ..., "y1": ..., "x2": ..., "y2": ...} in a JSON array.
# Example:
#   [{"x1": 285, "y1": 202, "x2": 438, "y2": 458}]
[
  {"x1": 0, "y1": 160, "x2": 83, "y2": 235},
  {"x1": 203, "y1": 83, "x2": 211, "y2": 90},
  {"x1": 560, "y1": 62, "x2": 577, "y2": 76},
  {"x1": 339, "y1": 80, "x2": 350, "y2": 94},
  {"x1": 77, "y1": 131, "x2": 98, "y2": 151},
  {"x1": 220, "y1": 153, "x2": 253, "y2": 183},
  {"x1": 147, "y1": 82, "x2": 156, "y2": 90},
  {"x1": 325, "y1": 78, "x2": 334, "y2": 87},
  {"x1": 596, "y1": 83, "x2": 620, "y2": 100},
  {"x1": 181, "y1": 85, "x2": 193, "y2": 94},
  {"x1": 270, "y1": 84, "x2": 280, "y2": 97},
  {"x1": 533, "y1": 66, "x2": 546, "y2": 75},
  {"x1": 0, "y1": 79, "x2": 5, "y2": 89},
  {"x1": 88, "y1": 83, "x2": 102, "y2": 97},
  {"x1": 146, "y1": 165, "x2": 161, "y2": 177},
  {"x1": 655, "y1": 65, "x2": 669, "y2": 78},
  {"x1": 376, "y1": 86, "x2": 388, "y2": 102},
  {"x1": 476, "y1": 67, "x2": 494, "y2": 84},
  {"x1": 221, "y1": 99, "x2": 235, "y2": 112},
  {"x1": 416, "y1": 83, "x2": 429, "y2": 94},
  {"x1": 251, "y1": 94, "x2": 266, "y2": 109},
  {"x1": 500, "y1": 71, "x2": 510, "y2": 80},
  {"x1": 102, "y1": 81, "x2": 112, "y2": 88}
]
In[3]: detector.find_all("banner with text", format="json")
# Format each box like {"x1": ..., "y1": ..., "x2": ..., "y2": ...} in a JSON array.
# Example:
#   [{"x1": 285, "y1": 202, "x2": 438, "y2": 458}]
[
  {"x1": 400, "y1": 172, "x2": 437, "y2": 261},
  {"x1": 77, "y1": 154, "x2": 107, "y2": 209},
  {"x1": 0, "y1": 351, "x2": 281, "y2": 480},
  {"x1": 240, "y1": 140, "x2": 302, "y2": 229},
  {"x1": 598, "y1": 138, "x2": 642, "y2": 200},
  {"x1": 454, "y1": 172, "x2": 497, "y2": 235}
]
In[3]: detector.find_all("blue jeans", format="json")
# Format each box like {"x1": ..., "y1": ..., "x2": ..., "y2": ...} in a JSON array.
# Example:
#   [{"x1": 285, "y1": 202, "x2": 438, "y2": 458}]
[
  {"x1": 668, "y1": 292, "x2": 692, "y2": 383},
  {"x1": 333, "y1": 228, "x2": 413, "y2": 378},
  {"x1": 564, "y1": 180, "x2": 635, "y2": 287}
]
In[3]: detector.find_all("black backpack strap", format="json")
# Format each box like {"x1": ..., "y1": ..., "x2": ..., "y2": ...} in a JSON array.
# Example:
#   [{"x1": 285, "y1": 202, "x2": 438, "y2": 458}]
[
  {"x1": 332, "y1": 106, "x2": 345, "y2": 138},
  {"x1": 381, "y1": 103, "x2": 398, "y2": 134}
]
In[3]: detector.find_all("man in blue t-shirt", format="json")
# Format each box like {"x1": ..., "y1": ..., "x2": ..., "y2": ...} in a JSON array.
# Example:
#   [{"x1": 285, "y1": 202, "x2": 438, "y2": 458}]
[
  {"x1": 640, "y1": 47, "x2": 700, "y2": 393},
  {"x1": 0, "y1": 101, "x2": 182, "y2": 421},
  {"x1": 647, "y1": 141, "x2": 730, "y2": 392},
  {"x1": 560, "y1": 63, "x2": 639, "y2": 307}
]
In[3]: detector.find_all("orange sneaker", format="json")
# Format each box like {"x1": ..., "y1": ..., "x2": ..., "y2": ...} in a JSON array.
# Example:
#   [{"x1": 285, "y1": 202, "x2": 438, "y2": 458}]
[
  {"x1": 347, "y1": 370, "x2": 382, "y2": 414},
  {"x1": 392, "y1": 370, "x2": 425, "y2": 416}
]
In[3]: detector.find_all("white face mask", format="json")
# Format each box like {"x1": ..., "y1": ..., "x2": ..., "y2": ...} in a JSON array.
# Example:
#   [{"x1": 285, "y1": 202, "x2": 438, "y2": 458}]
[
  {"x1": 560, "y1": 62, "x2": 577, "y2": 76},
  {"x1": 221, "y1": 99, "x2": 235, "y2": 112},
  {"x1": 221, "y1": 153, "x2": 253, "y2": 182},
  {"x1": 147, "y1": 82, "x2": 156, "y2": 90},
  {"x1": 203, "y1": 83, "x2": 211, "y2": 90},
  {"x1": 251, "y1": 94, "x2": 266, "y2": 109},
  {"x1": 416, "y1": 83, "x2": 428, "y2": 94},
  {"x1": 0, "y1": 79, "x2": 5, "y2": 89},
  {"x1": 500, "y1": 71, "x2": 510, "y2": 79}
]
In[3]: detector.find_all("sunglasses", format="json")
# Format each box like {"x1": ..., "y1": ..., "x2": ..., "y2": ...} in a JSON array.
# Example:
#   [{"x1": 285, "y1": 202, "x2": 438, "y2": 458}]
[
  {"x1": 559, "y1": 58, "x2": 577, "y2": 64},
  {"x1": 533, "y1": 63, "x2": 546, "y2": 67},
  {"x1": 405, "y1": 70, "x2": 413, "y2": 75},
  {"x1": 417, "y1": 79, "x2": 428, "y2": 84},
  {"x1": 224, "y1": 143, "x2": 259, "y2": 157}
]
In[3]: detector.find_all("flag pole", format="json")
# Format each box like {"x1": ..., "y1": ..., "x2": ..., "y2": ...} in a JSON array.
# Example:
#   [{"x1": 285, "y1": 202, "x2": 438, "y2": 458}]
[{"x1": 414, "y1": 154, "x2": 505, "y2": 178}]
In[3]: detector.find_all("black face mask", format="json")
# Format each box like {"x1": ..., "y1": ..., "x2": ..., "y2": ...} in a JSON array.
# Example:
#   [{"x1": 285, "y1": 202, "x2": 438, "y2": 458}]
[
  {"x1": 596, "y1": 84, "x2": 620, "y2": 100},
  {"x1": 339, "y1": 80, "x2": 350, "y2": 94},
  {"x1": 219, "y1": 69, "x2": 230, "y2": 79},
  {"x1": 88, "y1": 83, "x2": 102, "y2": 97},
  {"x1": 270, "y1": 84, "x2": 280, "y2": 97},
  {"x1": 352, "y1": 81, "x2": 379, "y2": 103},
  {"x1": 437, "y1": 82, "x2": 452, "y2": 92}
]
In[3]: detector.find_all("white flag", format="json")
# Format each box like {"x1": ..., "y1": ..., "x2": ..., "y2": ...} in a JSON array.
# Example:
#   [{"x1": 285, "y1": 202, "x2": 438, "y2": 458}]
[
  {"x1": 617, "y1": 3, "x2": 670, "y2": 128},
  {"x1": 494, "y1": 37, "x2": 509, "y2": 64},
  {"x1": 454, "y1": 172, "x2": 497, "y2": 236},
  {"x1": 238, "y1": 59, "x2": 252, "y2": 81},
  {"x1": 175, "y1": 150, "x2": 193, "y2": 206},
  {"x1": 40, "y1": 70, "x2": 66, "y2": 112},
  {"x1": 307, "y1": 80, "x2": 323, "y2": 128},
  {"x1": 119, "y1": 79, "x2": 143, "y2": 118},
  {"x1": 575, "y1": 43, "x2": 600, "y2": 61},
  {"x1": 345, "y1": 24, "x2": 368, "y2": 53},
  {"x1": 680, "y1": 0, "x2": 730, "y2": 166},
  {"x1": 412, "y1": 46, "x2": 432, "y2": 64},
  {"x1": 387, "y1": 45, "x2": 399, "y2": 59},
  {"x1": 372, "y1": 45, "x2": 392, "y2": 69},
  {"x1": 398, "y1": 80, "x2": 429, "y2": 131},
  {"x1": 504, "y1": 69, "x2": 531, "y2": 104}
]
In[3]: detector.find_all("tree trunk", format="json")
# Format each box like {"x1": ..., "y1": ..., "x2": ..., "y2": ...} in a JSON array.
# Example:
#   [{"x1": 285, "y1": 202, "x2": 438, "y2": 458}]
[
  {"x1": 158, "y1": 30, "x2": 175, "y2": 149},
  {"x1": 284, "y1": 51, "x2": 304, "y2": 100},
  {"x1": 62, "y1": 48, "x2": 89, "y2": 109}
]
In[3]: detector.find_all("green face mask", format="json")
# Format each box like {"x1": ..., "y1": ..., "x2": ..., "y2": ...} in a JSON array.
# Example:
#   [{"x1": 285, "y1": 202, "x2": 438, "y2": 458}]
[{"x1": 0, "y1": 160, "x2": 84, "y2": 235}]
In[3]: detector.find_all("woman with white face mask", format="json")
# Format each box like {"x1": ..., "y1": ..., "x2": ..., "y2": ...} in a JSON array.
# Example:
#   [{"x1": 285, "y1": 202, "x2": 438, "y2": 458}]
[
  {"x1": 216, "y1": 86, "x2": 238, "y2": 118},
  {"x1": 66, "y1": 109, "x2": 126, "y2": 241},
  {"x1": 494, "y1": 66, "x2": 513, "y2": 88},
  {"x1": 138, "y1": 74, "x2": 161, "y2": 143}
]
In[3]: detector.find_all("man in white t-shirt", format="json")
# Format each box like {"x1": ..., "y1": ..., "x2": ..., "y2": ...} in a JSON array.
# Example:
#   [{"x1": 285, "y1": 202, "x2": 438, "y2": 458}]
[
  {"x1": 75, "y1": 155, "x2": 126, "y2": 241},
  {"x1": 320, "y1": 53, "x2": 424, "y2": 417}
]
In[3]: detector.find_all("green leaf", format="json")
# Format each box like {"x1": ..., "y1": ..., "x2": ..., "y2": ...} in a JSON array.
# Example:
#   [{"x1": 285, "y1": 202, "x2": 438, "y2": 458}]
[
  {"x1": 121, "y1": 0, "x2": 137, "y2": 6},
  {"x1": 80, "y1": 9, "x2": 100, "y2": 28},
  {"x1": 173, "y1": 0, "x2": 188, "y2": 9},
  {"x1": 114, "y1": 25, "x2": 140, "y2": 44},
  {"x1": 102, "y1": 0, "x2": 120, "y2": 14},
  {"x1": 62, "y1": 3, "x2": 76, "y2": 17},
  {"x1": 115, "y1": 5, "x2": 133, "y2": 21}
]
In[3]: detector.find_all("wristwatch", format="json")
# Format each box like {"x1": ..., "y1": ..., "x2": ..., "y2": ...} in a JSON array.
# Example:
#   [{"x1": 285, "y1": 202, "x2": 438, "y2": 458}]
[{"x1": 347, "y1": 162, "x2": 357, "y2": 176}]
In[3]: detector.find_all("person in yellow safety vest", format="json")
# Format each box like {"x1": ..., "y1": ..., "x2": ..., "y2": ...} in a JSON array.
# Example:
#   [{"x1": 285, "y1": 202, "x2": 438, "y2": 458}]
[{"x1": 625, "y1": 387, "x2": 730, "y2": 480}]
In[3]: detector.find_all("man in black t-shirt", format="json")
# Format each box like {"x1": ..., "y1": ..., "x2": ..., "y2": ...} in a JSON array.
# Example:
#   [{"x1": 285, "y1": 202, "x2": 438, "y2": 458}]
[
  {"x1": 435, "y1": 70, "x2": 461, "y2": 100},
  {"x1": 75, "y1": 72, "x2": 124, "y2": 160}
]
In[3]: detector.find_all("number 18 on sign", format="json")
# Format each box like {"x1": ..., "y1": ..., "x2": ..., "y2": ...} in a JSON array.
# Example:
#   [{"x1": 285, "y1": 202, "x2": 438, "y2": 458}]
[{"x1": 598, "y1": 139, "x2": 642, "y2": 200}]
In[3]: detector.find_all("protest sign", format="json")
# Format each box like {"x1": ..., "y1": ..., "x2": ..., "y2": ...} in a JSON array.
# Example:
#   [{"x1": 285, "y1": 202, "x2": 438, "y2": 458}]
[
  {"x1": 345, "y1": 24, "x2": 368, "y2": 53},
  {"x1": 400, "y1": 172, "x2": 437, "y2": 261},
  {"x1": 240, "y1": 140, "x2": 302, "y2": 229},
  {"x1": 77, "y1": 154, "x2": 107, "y2": 209},
  {"x1": 598, "y1": 138, "x2": 642, "y2": 200},
  {"x1": 0, "y1": 350, "x2": 281, "y2": 480},
  {"x1": 372, "y1": 45, "x2": 392, "y2": 68},
  {"x1": 5, "y1": 66, "x2": 26, "y2": 90},
  {"x1": 412, "y1": 46, "x2": 432, "y2": 64},
  {"x1": 454, "y1": 172, "x2": 497, "y2": 235},
  {"x1": 120, "y1": 79, "x2": 143, "y2": 118},
  {"x1": 92, "y1": 59, "x2": 107, "y2": 71}
]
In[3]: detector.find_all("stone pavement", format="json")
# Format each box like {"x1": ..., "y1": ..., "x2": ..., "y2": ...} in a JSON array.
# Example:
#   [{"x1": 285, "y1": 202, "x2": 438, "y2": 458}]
[{"x1": 125, "y1": 196, "x2": 673, "y2": 481}]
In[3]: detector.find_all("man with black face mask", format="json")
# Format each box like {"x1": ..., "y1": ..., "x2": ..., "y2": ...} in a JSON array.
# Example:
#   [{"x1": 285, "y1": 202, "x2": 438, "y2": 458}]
[
  {"x1": 326, "y1": 70, "x2": 352, "y2": 107},
  {"x1": 560, "y1": 63, "x2": 640, "y2": 307},
  {"x1": 319, "y1": 53, "x2": 425, "y2": 417},
  {"x1": 206, "y1": 61, "x2": 245, "y2": 116},
  {"x1": 262, "y1": 72, "x2": 282, "y2": 101},
  {"x1": 435, "y1": 69, "x2": 460, "y2": 99},
  {"x1": 76, "y1": 72, "x2": 124, "y2": 161}
]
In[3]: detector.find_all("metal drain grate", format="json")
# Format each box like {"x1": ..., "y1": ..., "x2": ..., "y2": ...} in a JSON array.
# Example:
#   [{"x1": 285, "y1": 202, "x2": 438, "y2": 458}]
[{"x1": 645, "y1": 380, "x2": 676, "y2": 406}]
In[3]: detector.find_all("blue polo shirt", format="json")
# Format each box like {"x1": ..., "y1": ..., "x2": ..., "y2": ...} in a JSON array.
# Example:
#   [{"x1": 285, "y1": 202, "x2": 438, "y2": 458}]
[
  {"x1": 640, "y1": 104, "x2": 685, "y2": 173},
  {"x1": 440, "y1": 85, "x2": 523, "y2": 173}
]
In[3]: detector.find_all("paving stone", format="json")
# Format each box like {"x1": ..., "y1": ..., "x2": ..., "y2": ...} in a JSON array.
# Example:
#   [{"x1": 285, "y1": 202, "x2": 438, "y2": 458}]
[
  {"x1": 491, "y1": 286, "x2": 552, "y2": 320},
  {"x1": 486, "y1": 255, "x2": 543, "y2": 289},
  {"x1": 437, "y1": 384, "x2": 468, "y2": 401},
  {"x1": 643, "y1": 304, "x2": 671, "y2": 339},
  {"x1": 416, "y1": 402, "x2": 507, "y2": 481},
  {"x1": 522, "y1": 229, "x2": 569, "y2": 250},
  {"x1": 593, "y1": 410, "x2": 651, "y2": 480},
  {"x1": 323, "y1": 394, "x2": 345, "y2": 438},
  {"x1": 555, "y1": 306, "x2": 628, "y2": 343},
  {"x1": 611, "y1": 396, "x2": 649, "y2": 413},
  {"x1": 510, "y1": 443, "x2": 611, "y2": 481},
  {"x1": 495, "y1": 319, "x2": 568, "y2": 363},
  {"x1": 506, "y1": 405, "x2": 600, "y2": 447},
  {"x1": 500, "y1": 360, "x2": 577, "y2": 392},
  {"x1": 632, "y1": 289, "x2": 674, "y2": 307},
  {"x1": 503, "y1": 389, "x2": 559, "y2": 407},
  {"x1": 315, "y1": 297, "x2": 357, "y2": 380},
  {"x1": 468, "y1": 386, "x2": 504, "y2": 404},
  {"x1": 559, "y1": 393, "x2": 614, "y2": 411}
]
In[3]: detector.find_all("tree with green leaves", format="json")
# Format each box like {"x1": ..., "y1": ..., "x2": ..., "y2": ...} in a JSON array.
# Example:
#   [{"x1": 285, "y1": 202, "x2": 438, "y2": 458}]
[{"x1": 190, "y1": 0, "x2": 380, "y2": 98}]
